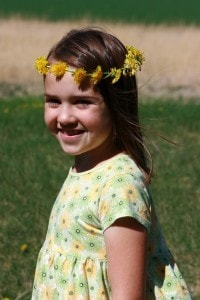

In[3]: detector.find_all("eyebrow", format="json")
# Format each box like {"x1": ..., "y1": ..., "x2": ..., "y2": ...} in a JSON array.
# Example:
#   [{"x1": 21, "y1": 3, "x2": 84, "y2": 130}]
[
  {"x1": 44, "y1": 93, "x2": 57, "y2": 97},
  {"x1": 44, "y1": 92, "x2": 102, "y2": 100}
]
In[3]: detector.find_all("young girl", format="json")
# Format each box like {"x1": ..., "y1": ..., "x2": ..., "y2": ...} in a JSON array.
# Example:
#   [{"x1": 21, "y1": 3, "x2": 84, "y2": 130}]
[{"x1": 33, "y1": 27, "x2": 192, "y2": 299}]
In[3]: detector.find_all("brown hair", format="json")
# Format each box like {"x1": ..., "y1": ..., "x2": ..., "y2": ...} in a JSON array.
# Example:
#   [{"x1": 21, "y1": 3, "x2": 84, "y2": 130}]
[{"x1": 47, "y1": 27, "x2": 151, "y2": 179}]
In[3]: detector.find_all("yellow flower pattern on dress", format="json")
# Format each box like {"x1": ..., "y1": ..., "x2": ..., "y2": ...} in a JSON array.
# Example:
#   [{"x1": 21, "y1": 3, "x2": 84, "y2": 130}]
[{"x1": 32, "y1": 154, "x2": 191, "y2": 300}]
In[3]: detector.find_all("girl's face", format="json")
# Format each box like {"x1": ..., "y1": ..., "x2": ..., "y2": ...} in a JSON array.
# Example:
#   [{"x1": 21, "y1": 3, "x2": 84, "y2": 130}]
[{"x1": 44, "y1": 71, "x2": 118, "y2": 170}]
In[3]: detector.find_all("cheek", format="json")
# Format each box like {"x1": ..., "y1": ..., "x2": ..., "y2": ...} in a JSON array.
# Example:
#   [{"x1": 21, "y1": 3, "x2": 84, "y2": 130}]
[
  {"x1": 89, "y1": 111, "x2": 113, "y2": 134},
  {"x1": 44, "y1": 108, "x2": 56, "y2": 130},
  {"x1": 44, "y1": 109, "x2": 50, "y2": 127},
  {"x1": 99, "y1": 109, "x2": 113, "y2": 130}
]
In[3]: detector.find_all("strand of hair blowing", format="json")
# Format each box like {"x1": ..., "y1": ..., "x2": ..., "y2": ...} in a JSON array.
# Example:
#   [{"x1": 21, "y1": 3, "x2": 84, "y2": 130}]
[{"x1": 100, "y1": 77, "x2": 151, "y2": 181}]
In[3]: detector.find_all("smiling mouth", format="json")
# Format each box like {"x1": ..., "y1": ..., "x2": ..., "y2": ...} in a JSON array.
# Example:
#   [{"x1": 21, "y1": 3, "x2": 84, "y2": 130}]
[{"x1": 60, "y1": 129, "x2": 84, "y2": 136}]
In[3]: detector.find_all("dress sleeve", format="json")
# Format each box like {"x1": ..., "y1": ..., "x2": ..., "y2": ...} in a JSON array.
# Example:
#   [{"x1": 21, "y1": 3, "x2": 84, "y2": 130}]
[{"x1": 98, "y1": 173, "x2": 152, "y2": 232}]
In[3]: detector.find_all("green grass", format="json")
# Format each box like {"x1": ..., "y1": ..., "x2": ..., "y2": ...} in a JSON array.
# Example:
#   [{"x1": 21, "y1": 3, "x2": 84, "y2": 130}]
[
  {"x1": 0, "y1": 97, "x2": 199, "y2": 299},
  {"x1": 0, "y1": 0, "x2": 200, "y2": 25}
]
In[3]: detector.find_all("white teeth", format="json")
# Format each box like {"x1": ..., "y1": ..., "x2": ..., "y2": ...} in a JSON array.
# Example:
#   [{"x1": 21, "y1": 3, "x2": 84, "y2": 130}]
[{"x1": 61, "y1": 129, "x2": 83, "y2": 136}]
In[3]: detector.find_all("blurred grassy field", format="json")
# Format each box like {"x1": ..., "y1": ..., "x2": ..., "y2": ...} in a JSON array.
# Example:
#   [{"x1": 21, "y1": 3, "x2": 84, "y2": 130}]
[
  {"x1": 1, "y1": 0, "x2": 200, "y2": 25},
  {"x1": 0, "y1": 2, "x2": 199, "y2": 298},
  {"x1": 1, "y1": 18, "x2": 200, "y2": 100},
  {"x1": 0, "y1": 97, "x2": 199, "y2": 299}
]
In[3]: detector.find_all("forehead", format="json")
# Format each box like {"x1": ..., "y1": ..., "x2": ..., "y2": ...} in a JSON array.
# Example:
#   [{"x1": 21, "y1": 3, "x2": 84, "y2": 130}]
[{"x1": 44, "y1": 72, "x2": 101, "y2": 99}]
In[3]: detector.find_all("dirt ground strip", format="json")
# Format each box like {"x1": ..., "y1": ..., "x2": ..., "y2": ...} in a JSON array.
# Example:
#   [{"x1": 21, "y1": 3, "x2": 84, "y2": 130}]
[{"x1": 0, "y1": 18, "x2": 200, "y2": 99}]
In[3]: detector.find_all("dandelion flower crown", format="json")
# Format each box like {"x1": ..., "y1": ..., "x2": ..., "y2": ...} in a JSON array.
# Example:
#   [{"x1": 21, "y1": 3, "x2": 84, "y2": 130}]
[{"x1": 35, "y1": 45, "x2": 145, "y2": 85}]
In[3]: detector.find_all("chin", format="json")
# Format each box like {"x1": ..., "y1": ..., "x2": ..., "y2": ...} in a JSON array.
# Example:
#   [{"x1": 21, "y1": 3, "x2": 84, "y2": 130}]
[{"x1": 60, "y1": 146, "x2": 82, "y2": 156}]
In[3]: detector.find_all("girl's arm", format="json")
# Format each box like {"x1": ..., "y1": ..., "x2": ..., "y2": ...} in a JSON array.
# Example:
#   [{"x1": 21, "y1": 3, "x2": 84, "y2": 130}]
[{"x1": 104, "y1": 217, "x2": 148, "y2": 300}]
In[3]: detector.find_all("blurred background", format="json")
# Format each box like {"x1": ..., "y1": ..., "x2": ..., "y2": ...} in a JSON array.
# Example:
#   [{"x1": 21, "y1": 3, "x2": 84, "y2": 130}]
[
  {"x1": 0, "y1": 1, "x2": 199, "y2": 299},
  {"x1": 0, "y1": 0, "x2": 200, "y2": 99}
]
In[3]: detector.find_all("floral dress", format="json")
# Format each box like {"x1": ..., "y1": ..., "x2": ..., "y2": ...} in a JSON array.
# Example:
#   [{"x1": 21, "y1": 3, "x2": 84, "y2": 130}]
[{"x1": 32, "y1": 153, "x2": 191, "y2": 299}]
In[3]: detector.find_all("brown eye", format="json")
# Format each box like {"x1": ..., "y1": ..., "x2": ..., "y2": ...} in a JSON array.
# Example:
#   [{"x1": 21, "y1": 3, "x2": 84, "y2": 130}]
[
  {"x1": 76, "y1": 99, "x2": 91, "y2": 108},
  {"x1": 45, "y1": 97, "x2": 61, "y2": 107}
]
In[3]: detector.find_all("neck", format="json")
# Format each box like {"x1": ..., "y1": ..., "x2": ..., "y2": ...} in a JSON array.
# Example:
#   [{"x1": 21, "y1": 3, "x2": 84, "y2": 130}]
[{"x1": 73, "y1": 144, "x2": 122, "y2": 173}]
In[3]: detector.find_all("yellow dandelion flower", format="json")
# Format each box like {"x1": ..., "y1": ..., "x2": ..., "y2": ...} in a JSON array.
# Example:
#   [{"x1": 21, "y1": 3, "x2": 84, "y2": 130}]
[
  {"x1": 124, "y1": 46, "x2": 145, "y2": 74},
  {"x1": 111, "y1": 68, "x2": 122, "y2": 83},
  {"x1": 20, "y1": 243, "x2": 28, "y2": 252},
  {"x1": 134, "y1": 48, "x2": 145, "y2": 65},
  {"x1": 73, "y1": 68, "x2": 87, "y2": 84},
  {"x1": 35, "y1": 44, "x2": 144, "y2": 84},
  {"x1": 91, "y1": 65, "x2": 103, "y2": 84},
  {"x1": 124, "y1": 56, "x2": 137, "y2": 70},
  {"x1": 35, "y1": 56, "x2": 49, "y2": 75},
  {"x1": 109, "y1": 68, "x2": 117, "y2": 77},
  {"x1": 51, "y1": 61, "x2": 68, "y2": 77},
  {"x1": 109, "y1": 68, "x2": 121, "y2": 83}
]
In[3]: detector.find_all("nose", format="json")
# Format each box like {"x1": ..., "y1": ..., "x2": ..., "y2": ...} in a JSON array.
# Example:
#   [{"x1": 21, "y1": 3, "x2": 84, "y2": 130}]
[{"x1": 57, "y1": 104, "x2": 77, "y2": 126}]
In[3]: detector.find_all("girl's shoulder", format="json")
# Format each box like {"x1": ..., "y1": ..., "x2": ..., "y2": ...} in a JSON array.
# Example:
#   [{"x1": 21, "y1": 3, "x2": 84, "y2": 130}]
[
  {"x1": 67, "y1": 153, "x2": 147, "y2": 191},
  {"x1": 100, "y1": 153, "x2": 146, "y2": 183},
  {"x1": 69, "y1": 153, "x2": 142, "y2": 178}
]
